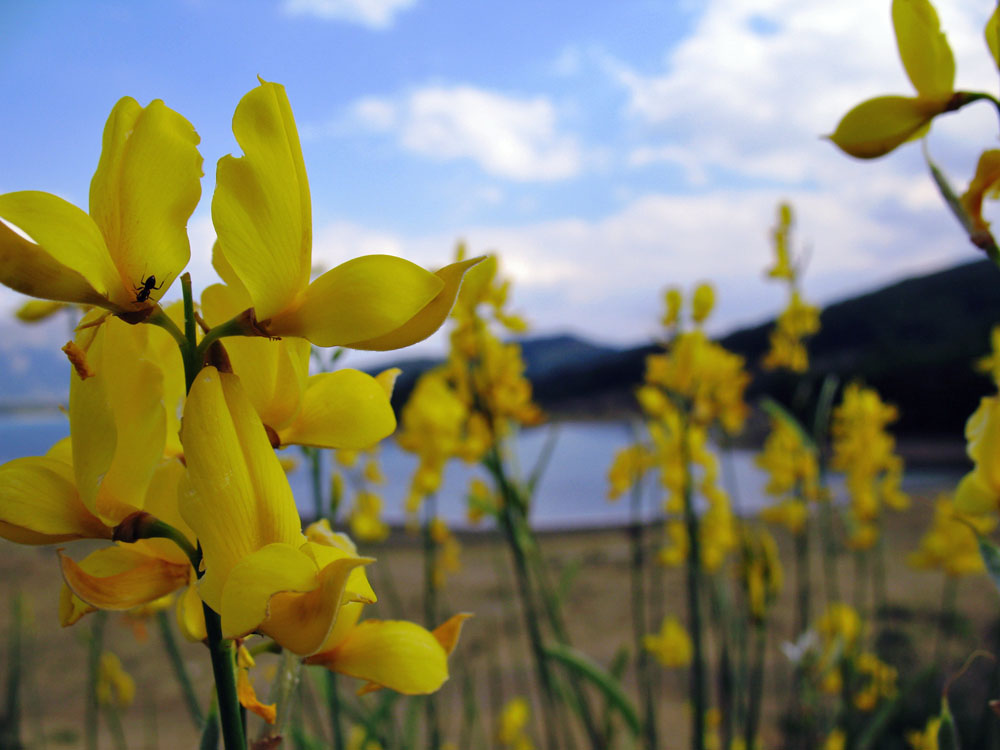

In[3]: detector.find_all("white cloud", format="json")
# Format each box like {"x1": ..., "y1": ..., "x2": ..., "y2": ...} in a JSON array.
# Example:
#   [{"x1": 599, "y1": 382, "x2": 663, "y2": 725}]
[
  {"x1": 281, "y1": 0, "x2": 416, "y2": 29},
  {"x1": 611, "y1": 1, "x2": 998, "y2": 186},
  {"x1": 348, "y1": 85, "x2": 583, "y2": 181}
]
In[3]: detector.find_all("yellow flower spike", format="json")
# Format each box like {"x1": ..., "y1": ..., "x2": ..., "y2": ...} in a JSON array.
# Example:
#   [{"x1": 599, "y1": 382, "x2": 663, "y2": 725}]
[
  {"x1": 956, "y1": 395, "x2": 1000, "y2": 513},
  {"x1": 961, "y1": 150, "x2": 1000, "y2": 234},
  {"x1": 58, "y1": 546, "x2": 190, "y2": 618},
  {"x1": 892, "y1": 0, "x2": 955, "y2": 98},
  {"x1": 213, "y1": 79, "x2": 480, "y2": 348},
  {"x1": 0, "y1": 97, "x2": 201, "y2": 313},
  {"x1": 828, "y1": 95, "x2": 944, "y2": 160}
]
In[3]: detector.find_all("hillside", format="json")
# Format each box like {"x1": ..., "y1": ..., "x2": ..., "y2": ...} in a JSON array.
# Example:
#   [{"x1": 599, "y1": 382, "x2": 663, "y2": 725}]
[{"x1": 387, "y1": 259, "x2": 1000, "y2": 438}]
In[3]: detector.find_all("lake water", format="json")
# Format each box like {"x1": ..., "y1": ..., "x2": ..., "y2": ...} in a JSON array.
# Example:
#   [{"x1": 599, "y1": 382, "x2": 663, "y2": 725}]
[{"x1": 0, "y1": 416, "x2": 963, "y2": 530}]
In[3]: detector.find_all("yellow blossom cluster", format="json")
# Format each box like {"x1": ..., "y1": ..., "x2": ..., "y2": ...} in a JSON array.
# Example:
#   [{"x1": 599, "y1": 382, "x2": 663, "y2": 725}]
[
  {"x1": 0, "y1": 79, "x2": 474, "y2": 728},
  {"x1": 429, "y1": 517, "x2": 462, "y2": 589},
  {"x1": 763, "y1": 203, "x2": 820, "y2": 373},
  {"x1": 908, "y1": 494, "x2": 996, "y2": 577},
  {"x1": 852, "y1": 652, "x2": 898, "y2": 712},
  {"x1": 957, "y1": 326, "x2": 1000, "y2": 516},
  {"x1": 757, "y1": 412, "x2": 821, "y2": 535},
  {"x1": 606, "y1": 442, "x2": 653, "y2": 501},
  {"x1": 831, "y1": 383, "x2": 909, "y2": 548}
]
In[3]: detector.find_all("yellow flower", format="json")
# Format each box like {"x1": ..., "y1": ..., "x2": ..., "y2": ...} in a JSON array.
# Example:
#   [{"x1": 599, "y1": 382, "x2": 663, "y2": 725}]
[
  {"x1": 906, "y1": 716, "x2": 942, "y2": 750},
  {"x1": 662, "y1": 287, "x2": 683, "y2": 329},
  {"x1": 349, "y1": 491, "x2": 390, "y2": 544},
  {"x1": 212, "y1": 80, "x2": 479, "y2": 349},
  {"x1": 0, "y1": 97, "x2": 201, "y2": 316},
  {"x1": 908, "y1": 493, "x2": 996, "y2": 577},
  {"x1": 960, "y1": 150, "x2": 1000, "y2": 235},
  {"x1": 304, "y1": 520, "x2": 471, "y2": 694},
  {"x1": 691, "y1": 282, "x2": 715, "y2": 324},
  {"x1": 643, "y1": 615, "x2": 693, "y2": 668},
  {"x1": 817, "y1": 603, "x2": 862, "y2": 653},
  {"x1": 498, "y1": 697, "x2": 534, "y2": 749},
  {"x1": 829, "y1": 0, "x2": 956, "y2": 159},
  {"x1": 824, "y1": 729, "x2": 846, "y2": 750},
  {"x1": 179, "y1": 366, "x2": 376, "y2": 655},
  {"x1": 955, "y1": 395, "x2": 1000, "y2": 514},
  {"x1": 607, "y1": 443, "x2": 651, "y2": 500}
]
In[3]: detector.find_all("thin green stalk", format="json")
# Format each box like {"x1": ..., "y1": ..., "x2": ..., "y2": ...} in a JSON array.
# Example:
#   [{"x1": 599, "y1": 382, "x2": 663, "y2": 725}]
[
  {"x1": 1, "y1": 593, "x2": 23, "y2": 750},
  {"x1": 156, "y1": 610, "x2": 203, "y2": 727},
  {"x1": 497, "y1": 503, "x2": 563, "y2": 750},
  {"x1": 743, "y1": 620, "x2": 767, "y2": 750},
  {"x1": 176, "y1": 274, "x2": 245, "y2": 750},
  {"x1": 873, "y1": 526, "x2": 889, "y2": 626},
  {"x1": 423, "y1": 495, "x2": 442, "y2": 750},
  {"x1": 326, "y1": 671, "x2": 345, "y2": 750},
  {"x1": 818, "y1": 498, "x2": 841, "y2": 607},
  {"x1": 103, "y1": 703, "x2": 128, "y2": 750},
  {"x1": 794, "y1": 515, "x2": 811, "y2": 638},
  {"x1": 933, "y1": 576, "x2": 959, "y2": 668},
  {"x1": 710, "y1": 581, "x2": 734, "y2": 750},
  {"x1": 86, "y1": 610, "x2": 108, "y2": 750},
  {"x1": 264, "y1": 648, "x2": 303, "y2": 741},
  {"x1": 203, "y1": 606, "x2": 246, "y2": 750},
  {"x1": 681, "y1": 421, "x2": 707, "y2": 750},
  {"x1": 628, "y1": 476, "x2": 656, "y2": 750}
]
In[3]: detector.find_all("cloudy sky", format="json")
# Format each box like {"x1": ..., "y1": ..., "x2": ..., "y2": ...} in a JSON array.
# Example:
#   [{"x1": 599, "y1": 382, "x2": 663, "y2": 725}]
[{"x1": 3, "y1": 0, "x2": 1000, "y2": 365}]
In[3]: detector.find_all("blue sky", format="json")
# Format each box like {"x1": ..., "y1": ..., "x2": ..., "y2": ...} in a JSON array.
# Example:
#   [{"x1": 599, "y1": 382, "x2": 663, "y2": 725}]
[{"x1": 2, "y1": 0, "x2": 1000, "y2": 366}]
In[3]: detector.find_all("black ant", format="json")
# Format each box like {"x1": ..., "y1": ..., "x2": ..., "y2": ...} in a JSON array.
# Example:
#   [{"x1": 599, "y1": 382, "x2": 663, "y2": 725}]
[{"x1": 133, "y1": 274, "x2": 164, "y2": 303}]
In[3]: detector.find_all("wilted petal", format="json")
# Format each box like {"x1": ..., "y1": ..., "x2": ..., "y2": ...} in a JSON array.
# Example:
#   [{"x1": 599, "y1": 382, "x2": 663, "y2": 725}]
[
  {"x1": 308, "y1": 619, "x2": 450, "y2": 694},
  {"x1": 277, "y1": 369, "x2": 396, "y2": 450},
  {"x1": 213, "y1": 80, "x2": 311, "y2": 321},
  {"x1": 892, "y1": 0, "x2": 955, "y2": 97},
  {"x1": 60, "y1": 546, "x2": 190, "y2": 613},
  {"x1": 828, "y1": 95, "x2": 945, "y2": 159},
  {"x1": 961, "y1": 150, "x2": 1000, "y2": 233},
  {"x1": 266, "y1": 255, "x2": 444, "y2": 347}
]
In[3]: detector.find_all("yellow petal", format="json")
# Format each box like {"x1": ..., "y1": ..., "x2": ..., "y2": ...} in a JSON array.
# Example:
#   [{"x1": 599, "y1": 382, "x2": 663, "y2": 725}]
[
  {"x1": 277, "y1": 369, "x2": 396, "y2": 450},
  {"x1": 0, "y1": 193, "x2": 115, "y2": 306},
  {"x1": 179, "y1": 367, "x2": 305, "y2": 610},
  {"x1": 892, "y1": 0, "x2": 955, "y2": 97},
  {"x1": 432, "y1": 613, "x2": 473, "y2": 655},
  {"x1": 308, "y1": 619, "x2": 450, "y2": 694},
  {"x1": 987, "y1": 6, "x2": 1000, "y2": 71},
  {"x1": 955, "y1": 470, "x2": 997, "y2": 515},
  {"x1": 260, "y1": 555, "x2": 373, "y2": 656},
  {"x1": 0, "y1": 456, "x2": 110, "y2": 544},
  {"x1": 961, "y1": 150, "x2": 1000, "y2": 233},
  {"x1": 60, "y1": 546, "x2": 190, "y2": 612},
  {"x1": 828, "y1": 95, "x2": 945, "y2": 159},
  {"x1": 202, "y1": 283, "x2": 311, "y2": 431},
  {"x1": 90, "y1": 97, "x2": 202, "y2": 307},
  {"x1": 212, "y1": 80, "x2": 311, "y2": 321},
  {"x1": 237, "y1": 668, "x2": 277, "y2": 724},
  {"x1": 266, "y1": 255, "x2": 444, "y2": 347},
  {"x1": 60, "y1": 584, "x2": 96, "y2": 627},
  {"x1": 16, "y1": 299, "x2": 67, "y2": 322},
  {"x1": 455, "y1": 254, "x2": 497, "y2": 312},
  {"x1": 218, "y1": 542, "x2": 322, "y2": 639},
  {"x1": 305, "y1": 539, "x2": 377, "y2": 605},
  {"x1": 348, "y1": 256, "x2": 484, "y2": 351},
  {"x1": 176, "y1": 581, "x2": 208, "y2": 642}
]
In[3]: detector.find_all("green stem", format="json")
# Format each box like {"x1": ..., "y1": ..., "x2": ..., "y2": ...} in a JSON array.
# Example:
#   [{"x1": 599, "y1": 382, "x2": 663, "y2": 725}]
[
  {"x1": 194, "y1": 316, "x2": 254, "y2": 363},
  {"x1": 203, "y1": 606, "x2": 246, "y2": 750},
  {"x1": 933, "y1": 576, "x2": 959, "y2": 668},
  {"x1": 266, "y1": 648, "x2": 302, "y2": 740},
  {"x1": 1, "y1": 593, "x2": 23, "y2": 750},
  {"x1": 681, "y1": 418, "x2": 706, "y2": 750},
  {"x1": 305, "y1": 446, "x2": 326, "y2": 523},
  {"x1": 423, "y1": 495, "x2": 441, "y2": 750},
  {"x1": 743, "y1": 619, "x2": 766, "y2": 750},
  {"x1": 326, "y1": 673, "x2": 345, "y2": 750},
  {"x1": 794, "y1": 514, "x2": 811, "y2": 637},
  {"x1": 628, "y1": 475, "x2": 656, "y2": 750},
  {"x1": 86, "y1": 611, "x2": 108, "y2": 750},
  {"x1": 156, "y1": 610, "x2": 204, "y2": 728}
]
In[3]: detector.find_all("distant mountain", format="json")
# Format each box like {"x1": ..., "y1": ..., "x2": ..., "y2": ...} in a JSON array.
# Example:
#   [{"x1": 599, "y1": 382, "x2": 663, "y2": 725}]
[{"x1": 385, "y1": 259, "x2": 1000, "y2": 438}]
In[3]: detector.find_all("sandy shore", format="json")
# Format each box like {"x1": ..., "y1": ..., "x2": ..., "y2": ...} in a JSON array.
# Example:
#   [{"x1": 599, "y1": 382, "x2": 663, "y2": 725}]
[{"x1": 1, "y1": 484, "x2": 997, "y2": 749}]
